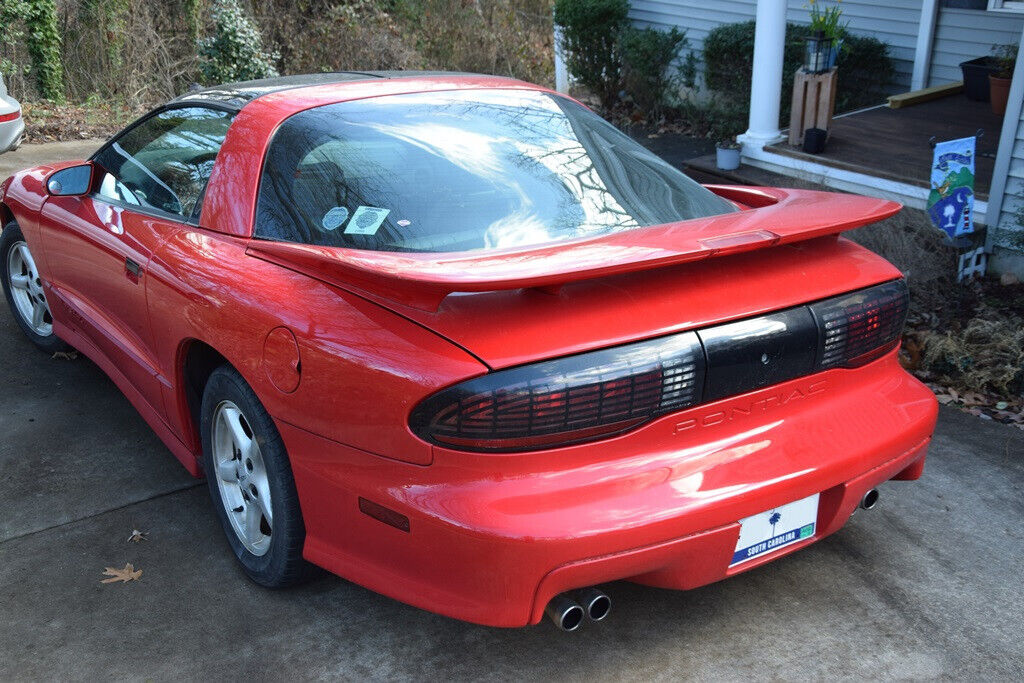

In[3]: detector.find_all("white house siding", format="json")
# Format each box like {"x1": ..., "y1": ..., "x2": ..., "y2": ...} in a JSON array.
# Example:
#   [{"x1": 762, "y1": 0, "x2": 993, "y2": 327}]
[
  {"x1": 993, "y1": 114, "x2": 1024, "y2": 250},
  {"x1": 628, "y1": 0, "x2": 921, "y2": 90},
  {"x1": 629, "y1": 3, "x2": 1024, "y2": 94},
  {"x1": 927, "y1": 9, "x2": 1024, "y2": 87}
]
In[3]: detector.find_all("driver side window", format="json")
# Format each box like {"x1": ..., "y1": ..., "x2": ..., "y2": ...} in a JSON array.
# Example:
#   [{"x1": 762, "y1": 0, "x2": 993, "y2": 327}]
[{"x1": 93, "y1": 106, "x2": 234, "y2": 221}]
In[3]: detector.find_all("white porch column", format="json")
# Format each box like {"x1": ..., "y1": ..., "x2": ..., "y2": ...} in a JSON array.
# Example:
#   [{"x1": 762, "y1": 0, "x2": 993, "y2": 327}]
[
  {"x1": 738, "y1": 0, "x2": 787, "y2": 150},
  {"x1": 554, "y1": 18, "x2": 569, "y2": 93}
]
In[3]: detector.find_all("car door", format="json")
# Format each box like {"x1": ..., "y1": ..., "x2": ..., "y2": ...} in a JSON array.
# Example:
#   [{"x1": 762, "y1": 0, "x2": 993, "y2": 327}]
[{"x1": 38, "y1": 105, "x2": 234, "y2": 418}]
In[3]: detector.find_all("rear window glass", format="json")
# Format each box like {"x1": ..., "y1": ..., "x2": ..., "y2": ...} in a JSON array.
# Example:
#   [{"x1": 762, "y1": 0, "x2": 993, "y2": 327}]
[{"x1": 255, "y1": 89, "x2": 736, "y2": 253}]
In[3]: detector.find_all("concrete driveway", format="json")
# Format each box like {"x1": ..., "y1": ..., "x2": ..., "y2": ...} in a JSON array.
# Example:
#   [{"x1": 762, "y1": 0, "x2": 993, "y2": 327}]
[{"x1": 1, "y1": 142, "x2": 1022, "y2": 680}]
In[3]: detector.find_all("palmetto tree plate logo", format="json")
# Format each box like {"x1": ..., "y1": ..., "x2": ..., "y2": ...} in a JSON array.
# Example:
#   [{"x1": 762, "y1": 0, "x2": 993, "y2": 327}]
[{"x1": 769, "y1": 511, "x2": 782, "y2": 536}]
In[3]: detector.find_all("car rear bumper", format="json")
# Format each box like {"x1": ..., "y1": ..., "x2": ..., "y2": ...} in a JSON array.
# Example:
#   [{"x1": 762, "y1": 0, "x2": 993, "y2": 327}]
[
  {"x1": 280, "y1": 351, "x2": 938, "y2": 627},
  {"x1": 0, "y1": 117, "x2": 24, "y2": 154},
  {"x1": 0, "y1": 94, "x2": 23, "y2": 153}
]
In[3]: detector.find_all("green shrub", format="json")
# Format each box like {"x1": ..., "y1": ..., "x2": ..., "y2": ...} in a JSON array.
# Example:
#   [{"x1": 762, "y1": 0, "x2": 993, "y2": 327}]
[
  {"x1": 0, "y1": 0, "x2": 31, "y2": 80},
  {"x1": 23, "y1": 0, "x2": 65, "y2": 102},
  {"x1": 621, "y1": 25, "x2": 689, "y2": 115},
  {"x1": 554, "y1": 0, "x2": 629, "y2": 110},
  {"x1": 703, "y1": 20, "x2": 895, "y2": 123},
  {"x1": 198, "y1": 0, "x2": 278, "y2": 86}
]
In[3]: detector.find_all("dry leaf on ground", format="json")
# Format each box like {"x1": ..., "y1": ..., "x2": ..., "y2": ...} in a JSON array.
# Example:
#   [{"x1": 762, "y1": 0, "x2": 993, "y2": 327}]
[
  {"x1": 126, "y1": 529, "x2": 147, "y2": 543},
  {"x1": 100, "y1": 563, "x2": 142, "y2": 584},
  {"x1": 51, "y1": 351, "x2": 78, "y2": 360}
]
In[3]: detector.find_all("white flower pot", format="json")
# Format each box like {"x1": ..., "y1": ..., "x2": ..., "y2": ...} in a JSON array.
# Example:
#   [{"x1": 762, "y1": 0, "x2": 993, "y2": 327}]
[{"x1": 716, "y1": 146, "x2": 741, "y2": 171}]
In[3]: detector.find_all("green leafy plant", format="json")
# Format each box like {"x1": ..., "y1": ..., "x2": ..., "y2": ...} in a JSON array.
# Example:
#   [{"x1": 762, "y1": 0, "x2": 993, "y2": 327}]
[
  {"x1": 23, "y1": 0, "x2": 65, "y2": 102},
  {"x1": 0, "y1": 0, "x2": 30, "y2": 80},
  {"x1": 198, "y1": 0, "x2": 279, "y2": 85},
  {"x1": 703, "y1": 20, "x2": 894, "y2": 124},
  {"x1": 806, "y1": 0, "x2": 847, "y2": 43},
  {"x1": 621, "y1": 26, "x2": 689, "y2": 115},
  {"x1": 992, "y1": 43, "x2": 1018, "y2": 80},
  {"x1": 554, "y1": 0, "x2": 630, "y2": 111}
]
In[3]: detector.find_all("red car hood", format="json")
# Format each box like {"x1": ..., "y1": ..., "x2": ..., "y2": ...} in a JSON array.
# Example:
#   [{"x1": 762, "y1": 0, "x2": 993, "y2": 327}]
[{"x1": 248, "y1": 186, "x2": 903, "y2": 369}]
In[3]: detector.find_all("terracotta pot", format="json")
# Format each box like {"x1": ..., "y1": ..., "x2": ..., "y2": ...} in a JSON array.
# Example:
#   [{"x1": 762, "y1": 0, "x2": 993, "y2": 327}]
[{"x1": 990, "y1": 74, "x2": 1012, "y2": 116}]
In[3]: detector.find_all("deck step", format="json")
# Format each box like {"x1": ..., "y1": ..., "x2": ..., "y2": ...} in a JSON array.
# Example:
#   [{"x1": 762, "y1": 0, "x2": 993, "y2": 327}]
[{"x1": 888, "y1": 82, "x2": 964, "y2": 109}]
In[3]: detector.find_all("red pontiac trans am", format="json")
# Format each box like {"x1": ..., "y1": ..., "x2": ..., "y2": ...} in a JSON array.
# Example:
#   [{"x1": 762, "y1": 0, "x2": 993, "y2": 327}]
[{"x1": 0, "y1": 72, "x2": 937, "y2": 630}]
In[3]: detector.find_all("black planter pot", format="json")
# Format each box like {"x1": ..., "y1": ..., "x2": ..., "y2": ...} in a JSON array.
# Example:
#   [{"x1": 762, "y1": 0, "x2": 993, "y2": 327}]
[
  {"x1": 960, "y1": 57, "x2": 998, "y2": 102},
  {"x1": 803, "y1": 128, "x2": 828, "y2": 154}
]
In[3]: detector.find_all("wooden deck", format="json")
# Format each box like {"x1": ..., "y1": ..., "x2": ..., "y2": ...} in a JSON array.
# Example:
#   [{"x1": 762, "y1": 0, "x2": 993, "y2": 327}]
[{"x1": 767, "y1": 94, "x2": 1000, "y2": 199}]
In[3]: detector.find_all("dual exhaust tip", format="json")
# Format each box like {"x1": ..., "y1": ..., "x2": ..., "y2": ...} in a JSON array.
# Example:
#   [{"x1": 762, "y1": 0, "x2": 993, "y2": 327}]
[
  {"x1": 545, "y1": 489, "x2": 879, "y2": 630},
  {"x1": 545, "y1": 587, "x2": 611, "y2": 631}
]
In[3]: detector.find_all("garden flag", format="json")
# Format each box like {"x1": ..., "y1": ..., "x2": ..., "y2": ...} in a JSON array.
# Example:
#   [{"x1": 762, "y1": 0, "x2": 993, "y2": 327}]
[{"x1": 927, "y1": 136, "x2": 975, "y2": 238}]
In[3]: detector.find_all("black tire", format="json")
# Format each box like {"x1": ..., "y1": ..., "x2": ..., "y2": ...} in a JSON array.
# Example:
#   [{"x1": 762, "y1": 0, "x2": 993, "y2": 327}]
[
  {"x1": 200, "y1": 364, "x2": 309, "y2": 587},
  {"x1": 0, "y1": 221, "x2": 70, "y2": 354}
]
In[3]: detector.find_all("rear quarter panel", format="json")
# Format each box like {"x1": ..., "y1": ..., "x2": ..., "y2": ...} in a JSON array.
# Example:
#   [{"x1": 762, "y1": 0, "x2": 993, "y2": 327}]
[{"x1": 147, "y1": 228, "x2": 486, "y2": 466}]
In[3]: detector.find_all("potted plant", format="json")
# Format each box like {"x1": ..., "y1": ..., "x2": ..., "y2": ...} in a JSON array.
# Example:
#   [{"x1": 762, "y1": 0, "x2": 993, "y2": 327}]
[
  {"x1": 804, "y1": 0, "x2": 847, "y2": 73},
  {"x1": 716, "y1": 137, "x2": 741, "y2": 171},
  {"x1": 990, "y1": 43, "x2": 1017, "y2": 116}
]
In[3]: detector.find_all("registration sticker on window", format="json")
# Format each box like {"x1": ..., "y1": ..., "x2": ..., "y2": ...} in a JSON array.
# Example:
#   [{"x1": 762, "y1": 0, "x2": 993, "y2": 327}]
[
  {"x1": 345, "y1": 206, "x2": 390, "y2": 235},
  {"x1": 321, "y1": 206, "x2": 349, "y2": 231},
  {"x1": 730, "y1": 493, "x2": 819, "y2": 567}
]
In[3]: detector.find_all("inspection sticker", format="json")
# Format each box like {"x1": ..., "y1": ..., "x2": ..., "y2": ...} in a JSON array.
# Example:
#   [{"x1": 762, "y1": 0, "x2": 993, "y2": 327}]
[
  {"x1": 730, "y1": 493, "x2": 818, "y2": 567},
  {"x1": 345, "y1": 206, "x2": 390, "y2": 235},
  {"x1": 321, "y1": 206, "x2": 349, "y2": 231}
]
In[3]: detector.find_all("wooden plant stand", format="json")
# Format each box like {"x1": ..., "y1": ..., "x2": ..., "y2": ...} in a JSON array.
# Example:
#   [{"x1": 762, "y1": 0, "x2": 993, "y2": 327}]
[{"x1": 789, "y1": 68, "x2": 838, "y2": 146}]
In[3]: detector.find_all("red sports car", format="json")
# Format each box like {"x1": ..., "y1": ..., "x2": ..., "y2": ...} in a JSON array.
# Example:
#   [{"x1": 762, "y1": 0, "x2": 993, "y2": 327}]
[{"x1": 0, "y1": 72, "x2": 937, "y2": 630}]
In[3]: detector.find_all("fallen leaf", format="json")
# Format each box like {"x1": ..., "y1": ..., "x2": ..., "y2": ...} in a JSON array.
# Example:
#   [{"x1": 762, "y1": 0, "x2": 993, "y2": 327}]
[
  {"x1": 936, "y1": 394, "x2": 955, "y2": 405},
  {"x1": 126, "y1": 529, "x2": 147, "y2": 543},
  {"x1": 100, "y1": 563, "x2": 142, "y2": 584},
  {"x1": 51, "y1": 351, "x2": 78, "y2": 360}
]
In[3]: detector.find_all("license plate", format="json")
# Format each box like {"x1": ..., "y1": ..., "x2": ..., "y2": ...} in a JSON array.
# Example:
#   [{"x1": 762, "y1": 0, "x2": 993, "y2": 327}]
[{"x1": 730, "y1": 493, "x2": 819, "y2": 567}]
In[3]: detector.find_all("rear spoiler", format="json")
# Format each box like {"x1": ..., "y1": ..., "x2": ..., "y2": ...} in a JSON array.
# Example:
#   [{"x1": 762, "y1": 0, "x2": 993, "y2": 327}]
[{"x1": 246, "y1": 186, "x2": 901, "y2": 312}]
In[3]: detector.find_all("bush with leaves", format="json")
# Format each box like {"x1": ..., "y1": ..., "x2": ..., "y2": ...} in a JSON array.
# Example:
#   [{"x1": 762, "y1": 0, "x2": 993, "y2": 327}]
[
  {"x1": 0, "y1": 0, "x2": 31, "y2": 81},
  {"x1": 14, "y1": 0, "x2": 65, "y2": 102},
  {"x1": 621, "y1": 26, "x2": 689, "y2": 115},
  {"x1": 703, "y1": 20, "x2": 894, "y2": 122},
  {"x1": 554, "y1": 0, "x2": 629, "y2": 111},
  {"x1": 198, "y1": 0, "x2": 278, "y2": 86}
]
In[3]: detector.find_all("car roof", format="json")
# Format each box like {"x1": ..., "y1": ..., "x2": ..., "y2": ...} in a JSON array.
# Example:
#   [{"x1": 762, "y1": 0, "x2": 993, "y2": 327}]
[{"x1": 171, "y1": 71, "x2": 489, "y2": 110}]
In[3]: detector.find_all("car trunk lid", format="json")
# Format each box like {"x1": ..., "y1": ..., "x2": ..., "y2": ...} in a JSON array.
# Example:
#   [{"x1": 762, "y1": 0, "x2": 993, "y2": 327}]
[{"x1": 247, "y1": 187, "x2": 903, "y2": 369}]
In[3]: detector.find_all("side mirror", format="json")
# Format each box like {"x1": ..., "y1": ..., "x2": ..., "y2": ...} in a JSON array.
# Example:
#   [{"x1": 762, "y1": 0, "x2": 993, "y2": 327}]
[{"x1": 46, "y1": 163, "x2": 93, "y2": 196}]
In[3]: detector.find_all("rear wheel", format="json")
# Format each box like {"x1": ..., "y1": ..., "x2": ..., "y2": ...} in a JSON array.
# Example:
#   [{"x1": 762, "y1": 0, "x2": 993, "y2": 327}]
[
  {"x1": 1, "y1": 222, "x2": 68, "y2": 353},
  {"x1": 201, "y1": 365, "x2": 309, "y2": 587}
]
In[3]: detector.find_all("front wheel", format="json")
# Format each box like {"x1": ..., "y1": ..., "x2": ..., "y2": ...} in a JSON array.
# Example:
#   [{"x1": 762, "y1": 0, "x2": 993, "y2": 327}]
[
  {"x1": 1, "y1": 222, "x2": 69, "y2": 353},
  {"x1": 201, "y1": 364, "x2": 310, "y2": 587}
]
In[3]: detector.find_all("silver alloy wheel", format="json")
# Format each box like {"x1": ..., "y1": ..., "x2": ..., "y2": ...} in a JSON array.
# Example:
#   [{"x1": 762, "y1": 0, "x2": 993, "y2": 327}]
[
  {"x1": 212, "y1": 400, "x2": 273, "y2": 556},
  {"x1": 7, "y1": 240, "x2": 53, "y2": 336}
]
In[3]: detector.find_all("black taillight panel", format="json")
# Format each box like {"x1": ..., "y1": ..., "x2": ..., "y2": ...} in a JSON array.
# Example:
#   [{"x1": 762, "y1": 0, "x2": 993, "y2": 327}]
[
  {"x1": 411, "y1": 279, "x2": 909, "y2": 452},
  {"x1": 698, "y1": 307, "x2": 818, "y2": 402},
  {"x1": 810, "y1": 279, "x2": 909, "y2": 369},
  {"x1": 409, "y1": 332, "x2": 705, "y2": 452}
]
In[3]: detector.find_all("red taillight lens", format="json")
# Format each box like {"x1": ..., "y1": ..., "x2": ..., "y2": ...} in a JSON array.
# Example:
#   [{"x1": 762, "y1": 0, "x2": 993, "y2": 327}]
[
  {"x1": 811, "y1": 279, "x2": 909, "y2": 369},
  {"x1": 0, "y1": 109, "x2": 20, "y2": 123},
  {"x1": 409, "y1": 332, "x2": 706, "y2": 452}
]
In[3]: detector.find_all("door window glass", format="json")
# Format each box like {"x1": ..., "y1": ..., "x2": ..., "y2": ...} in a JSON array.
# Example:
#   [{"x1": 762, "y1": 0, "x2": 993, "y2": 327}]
[{"x1": 93, "y1": 107, "x2": 233, "y2": 220}]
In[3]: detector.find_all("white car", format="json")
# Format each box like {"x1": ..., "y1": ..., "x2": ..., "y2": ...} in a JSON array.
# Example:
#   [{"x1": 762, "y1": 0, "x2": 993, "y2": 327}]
[{"x1": 0, "y1": 74, "x2": 24, "y2": 154}]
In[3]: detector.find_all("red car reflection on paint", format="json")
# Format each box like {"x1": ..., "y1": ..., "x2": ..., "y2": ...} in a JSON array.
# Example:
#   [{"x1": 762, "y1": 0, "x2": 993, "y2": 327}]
[{"x1": 0, "y1": 73, "x2": 937, "y2": 630}]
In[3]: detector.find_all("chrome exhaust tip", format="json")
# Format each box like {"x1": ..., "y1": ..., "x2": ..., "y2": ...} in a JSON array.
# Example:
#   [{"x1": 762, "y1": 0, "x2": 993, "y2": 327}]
[
  {"x1": 860, "y1": 488, "x2": 880, "y2": 510},
  {"x1": 545, "y1": 594, "x2": 585, "y2": 631},
  {"x1": 576, "y1": 587, "x2": 611, "y2": 621}
]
